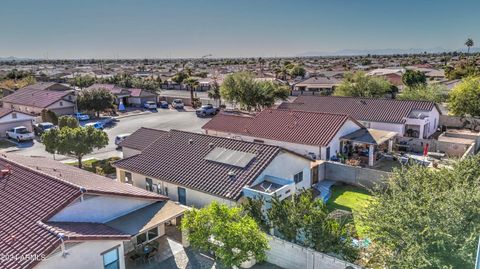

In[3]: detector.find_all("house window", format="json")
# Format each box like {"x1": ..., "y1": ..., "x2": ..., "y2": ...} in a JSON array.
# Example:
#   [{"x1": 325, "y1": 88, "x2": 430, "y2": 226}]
[
  {"x1": 326, "y1": 147, "x2": 331, "y2": 160},
  {"x1": 147, "y1": 227, "x2": 159, "y2": 241},
  {"x1": 136, "y1": 233, "x2": 147, "y2": 245},
  {"x1": 59, "y1": 101, "x2": 63, "y2": 106},
  {"x1": 146, "y1": 178, "x2": 153, "y2": 192},
  {"x1": 293, "y1": 171, "x2": 303, "y2": 184},
  {"x1": 11, "y1": 113, "x2": 17, "y2": 119},
  {"x1": 124, "y1": 171, "x2": 132, "y2": 184},
  {"x1": 164, "y1": 187, "x2": 168, "y2": 196},
  {"x1": 102, "y1": 247, "x2": 119, "y2": 269}
]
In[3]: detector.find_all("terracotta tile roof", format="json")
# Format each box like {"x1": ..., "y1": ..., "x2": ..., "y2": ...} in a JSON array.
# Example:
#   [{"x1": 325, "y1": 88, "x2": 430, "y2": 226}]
[
  {"x1": 114, "y1": 130, "x2": 281, "y2": 200},
  {"x1": 2, "y1": 154, "x2": 166, "y2": 200},
  {"x1": 203, "y1": 109, "x2": 360, "y2": 146},
  {"x1": 129, "y1": 88, "x2": 156, "y2": 97},
  {"x1": 0, "y1": 153, "x2": 167, "y2": 269},
  {"x1": 294, "y1": 77, "x2": 341, "y2": 87},
  {"x1": 40, "y1": 222, "x2": 130, "y2": 241},
  {"x1": 278, "y1": 96, "x2": 438, "y2": 124},
  {"x1": 1, "y1": 87, "x2": 73, "y2": 108},
  {"x1": 201, "y1": 113, "x2": 254, "y2": 135},
  {"x1": 119, "y1": 127, "x2": 168, "y2": 151}
]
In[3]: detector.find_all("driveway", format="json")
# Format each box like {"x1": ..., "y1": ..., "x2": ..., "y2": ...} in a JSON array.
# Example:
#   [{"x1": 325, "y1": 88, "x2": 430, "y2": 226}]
[{"x1": 3, "y1": 108, "x2": 211, "y2": 161}]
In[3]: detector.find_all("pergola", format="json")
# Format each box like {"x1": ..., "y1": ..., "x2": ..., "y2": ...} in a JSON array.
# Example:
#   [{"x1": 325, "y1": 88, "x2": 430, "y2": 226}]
[{"x1": 340, "y1": 128, "x2": 398, "y2": 166}]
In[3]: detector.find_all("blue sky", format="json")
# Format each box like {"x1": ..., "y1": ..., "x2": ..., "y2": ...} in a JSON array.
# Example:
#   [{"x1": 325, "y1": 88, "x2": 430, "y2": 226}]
[{"x1": 1, "y1": 0, "x2": 479, "y2": 59}]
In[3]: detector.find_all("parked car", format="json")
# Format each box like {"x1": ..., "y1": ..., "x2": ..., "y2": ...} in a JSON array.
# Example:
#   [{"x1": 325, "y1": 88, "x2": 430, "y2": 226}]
[
  {"x1": 75, "y1": 112, "x2": 90, "y2": 121},
  {"x1": 171, "y1": 99, "x2": 184, "y2": 109},
  {"x1": 143, "y1": 101, "x2": 157, "y2": 110},
  {"x1": 196, "y1": 104, "x2": 219, "y2": 117},
  {"x1": 159, "y1": 101, "x2": 169, "y2": 109},
  {"x1": 33, "y1": 122, "x2": 56, "y2": 136},
  {"x1": 115, "y1": 133, "x2": 131, "y2": 146},
  {"x1": 6, "y1": 126, "x2": 35, "y2": 142},
  {"x1": 84, "y1": 122, "x2": 104, "y2": 130}
]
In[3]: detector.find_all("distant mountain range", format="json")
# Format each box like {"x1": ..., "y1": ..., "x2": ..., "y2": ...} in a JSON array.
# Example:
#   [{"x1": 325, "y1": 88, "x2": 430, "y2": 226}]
[
  {"x1": 296, "y1": 47, "x2": 480, "y2": 57},
  {"x1": 0, "y1": 56, "x2": 34, "y2": 61}
]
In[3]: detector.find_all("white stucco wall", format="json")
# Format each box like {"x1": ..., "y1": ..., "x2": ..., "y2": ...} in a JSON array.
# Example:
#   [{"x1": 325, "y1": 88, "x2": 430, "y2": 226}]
[
  {"x1": 121, "y1": 147, "x2": 142, "y2": 158},
  {"x1": 119, "y1": 171, "x2": 236, "y2": 208},
  {"x1": 322, "y1": 119, "x2": 362, "y2": 160},
  {"x1": 366, "y1": 121, "x2": 405, "y2": 136},
  {"x1": 49, "y1": 194, "x2": 153, "y2": 223},
  {"x1": 0, "y1": 112, "x2": 35, "y2": 123},
  {"x1": 254, "y1": 151, "x2": 312, "y2": 191},
  {"x1": 36, "y1": 241, "x2": 125, "y2": 269}
]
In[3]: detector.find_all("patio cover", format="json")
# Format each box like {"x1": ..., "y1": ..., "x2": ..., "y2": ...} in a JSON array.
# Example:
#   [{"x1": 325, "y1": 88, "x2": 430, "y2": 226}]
[
  {"x1": 107, "y1": 201, "x2": 187, "y2": 235},
  {"x1": 340, "y1": 128, "x2": 397, "y2": 145}
]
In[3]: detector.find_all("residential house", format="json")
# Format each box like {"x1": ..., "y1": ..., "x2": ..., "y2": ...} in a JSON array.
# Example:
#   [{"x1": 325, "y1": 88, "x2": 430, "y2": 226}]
[
  {"x1": 86, "y1": 84, "x2": 157, "y2": 107},
  {"x1": 119, "y1": 127, "x2": 168, "y2": 158},
  {"x1": 0, "y1": 153, "x2": 186, "y2": 269},
  {"x1": 0, "y1": 108, "x2": 36, "y2": 136},
  {"x1": 278, "y1": 96, "x2": 441, "y2": 139},
  {"x1": 366, "y1": 68, "x2": 405, "y2": 87},
  {"x1": 292, "y1": 77, "x2": 341, "y2": 96},
  {"x1": 202, "y1": 109, "x2": 364, "y2": 161},
  {"x1": 1, "y1": 82, "x2": 75, "y2": 115},
  {"x1": 114, "y1": 130, "x2": 313, "y2": 208}
]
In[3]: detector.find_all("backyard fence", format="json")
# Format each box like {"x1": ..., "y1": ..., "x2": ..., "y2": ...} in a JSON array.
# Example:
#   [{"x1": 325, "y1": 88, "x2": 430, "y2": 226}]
[
  {"x1": 320, "y1": 162, "x2": 390, "y2": 189},
  {"x1": 266, "y1": 236, "x2": 361, "y2": 269}
]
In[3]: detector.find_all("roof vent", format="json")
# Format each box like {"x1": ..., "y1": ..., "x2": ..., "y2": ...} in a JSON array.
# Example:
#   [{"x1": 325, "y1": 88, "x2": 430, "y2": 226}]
[
  {"x1": 188, "y1": 139, "x2": 194, "y2": 144},
  {"x1": 227, "y1": 171, "x2": 236, "y2": 180},
  {"x1": 209, "y1": 143, "x2": 215, "y2": 149}
]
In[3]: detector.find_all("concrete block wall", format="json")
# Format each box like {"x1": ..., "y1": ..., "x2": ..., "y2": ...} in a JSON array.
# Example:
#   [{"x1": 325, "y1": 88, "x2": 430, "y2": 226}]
[
  {"x1": 266, "y1": 236, "x2": 360, "y2": 269},
  {"x1": 321, "y1": 162, "x2": 389, "y2": 189}
]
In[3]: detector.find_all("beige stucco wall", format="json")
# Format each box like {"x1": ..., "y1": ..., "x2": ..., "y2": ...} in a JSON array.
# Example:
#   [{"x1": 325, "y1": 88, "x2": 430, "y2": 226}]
[
  {"x1": 122, "y1": 147, "x2": 142, "y2": 158},
  {"x1": 36, "y1": 241, "x2": 126, "y2": 269}
]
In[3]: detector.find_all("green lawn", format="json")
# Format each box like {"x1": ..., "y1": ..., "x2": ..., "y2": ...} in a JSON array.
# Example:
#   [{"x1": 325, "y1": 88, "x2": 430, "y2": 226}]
[
  {"x1": 326, "y1": 185, "x2": 374, "y2": 238},
  {"x1": 65, "y1": 159, "x2": 97, "y2": 167}
]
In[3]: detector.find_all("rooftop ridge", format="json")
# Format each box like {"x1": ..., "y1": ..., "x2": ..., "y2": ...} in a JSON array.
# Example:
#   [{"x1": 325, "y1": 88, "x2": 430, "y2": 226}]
[{"x1": 293, "y1": 95, "x2": 435, "y2": 104}]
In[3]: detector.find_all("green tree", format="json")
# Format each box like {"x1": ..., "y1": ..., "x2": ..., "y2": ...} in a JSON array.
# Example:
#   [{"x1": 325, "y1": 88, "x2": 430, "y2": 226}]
[
  {"x1": 42, "y1": 126, "x2": 109, "y2": 168},
  {"x1": 70, "y1": 75, "x2": 95, "y2": 89},
  {"x1": 41, "y1": 109, "x2": 59, "y2": 125},
  {"x1": 465, "y1": 38, "x2": 474, "y2": 54},
  {"x1": 362, "y1": 156, "x2": 480, "y2": 268},
  {"x1": 334, "y1": 71, "x2": 392, "y2": 98},
  {"x1": 182, "y1": 202, "x2": 269, "y2": 268},
  {"x1": 397, "y1": 84, "x2": 448, "y2": 103},
  {"x1": 77, "y1": 88, "x2": 116, "y2": 117},
  {"x1": 220, "y1": 72, "x2": 289, "y2": 111},
  {"x1": 58, "y1": 115, "x2": 79, "y2": 129},
  {"x1": 207, "y1": 81, "x2": 222, "y2": 106},
  {"x1": 266, "y1": 191, "x2": 358, "y2": 261},
  {"x1": 289, "y1": 65, "x2": 306, "y2": 78},
  {"x1": 402, "y1": 70, "x2": 427, "y2": 87},
  {"x1": 449, "y1": 76, "x2": 480, "y2": 117},
  {"x1": 172, "y1": 71, "x2": 189, "y2": 84},
  {"x1": 183, "y1": 77, "x2": 199, "y2": 108}
]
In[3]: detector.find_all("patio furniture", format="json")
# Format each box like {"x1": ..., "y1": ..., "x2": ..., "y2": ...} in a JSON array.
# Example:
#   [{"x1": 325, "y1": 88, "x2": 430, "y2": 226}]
[{"x1": 144, "y1": 247, "x2": 158, "y2": 264}]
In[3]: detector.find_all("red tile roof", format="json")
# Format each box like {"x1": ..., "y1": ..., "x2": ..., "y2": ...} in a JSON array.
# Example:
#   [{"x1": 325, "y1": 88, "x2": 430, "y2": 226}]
[
  {"x1": 203, "y1": 109, "x2": 361, "y2": 146},
  {"x1": 114, "y1": 130, "x2": 282, "y2": 200},
  {"x1": 120, "y1": 127, "x2": 168, "y2": 151},
  {"x1": 3, "y1": 154, "x2": 166, "y2": 200},
  {"x1": 278, "y1": 96, "x2": 438, "y2": 124},
  {"x1": 2, "y1": 87, "x2": 73, "y2": 108},
  {"x1": 0, "y1": 153, "x2": 167, "y2": 269},
  {"x1": 39, "y1": 222, "x2": 130, "y2": 241}
]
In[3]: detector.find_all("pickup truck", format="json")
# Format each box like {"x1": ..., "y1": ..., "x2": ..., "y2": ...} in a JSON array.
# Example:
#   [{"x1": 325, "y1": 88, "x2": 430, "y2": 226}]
[
  {"x1": 196, "y1": 104, "x2": 219, "y2": 117},
  {"x1": 6, "y1": 126, "x2": 35, "y2": 142}
]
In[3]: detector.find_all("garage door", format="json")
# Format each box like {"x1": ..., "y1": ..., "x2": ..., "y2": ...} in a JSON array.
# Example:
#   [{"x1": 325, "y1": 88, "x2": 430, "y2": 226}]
[{"x1": 0, "y1": 120, "x2": 34, "y2": 137}]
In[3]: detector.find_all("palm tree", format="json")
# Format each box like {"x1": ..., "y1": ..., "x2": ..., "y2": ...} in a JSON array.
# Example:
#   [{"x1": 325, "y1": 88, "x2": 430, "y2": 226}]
[
  {"x1": 184, "y1": 77, "x2": 199, "y2": 108},
  {"x1": 207, "y1": 81, "x2": 221, "y2": 107},
  {"x1": 465, "y1": 38, "x2": 474, "y2": 54}
]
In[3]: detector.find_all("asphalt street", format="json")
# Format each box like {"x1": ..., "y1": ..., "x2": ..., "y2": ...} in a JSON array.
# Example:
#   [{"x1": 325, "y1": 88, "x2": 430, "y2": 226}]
[{"x1": 5, "y1": 108, "x2": 211, "y2": 162}]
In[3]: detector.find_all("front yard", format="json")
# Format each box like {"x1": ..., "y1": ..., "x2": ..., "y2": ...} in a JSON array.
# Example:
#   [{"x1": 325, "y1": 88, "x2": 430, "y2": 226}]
[{"x1": 326, "y1": 185, "x2": 374, "y2": 238}]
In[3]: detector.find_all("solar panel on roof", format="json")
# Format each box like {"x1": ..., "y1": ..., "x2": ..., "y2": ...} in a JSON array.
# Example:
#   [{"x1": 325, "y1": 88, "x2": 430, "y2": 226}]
[{"x1": 204, "y1": 147, "x2": 256, "y2": 168}]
